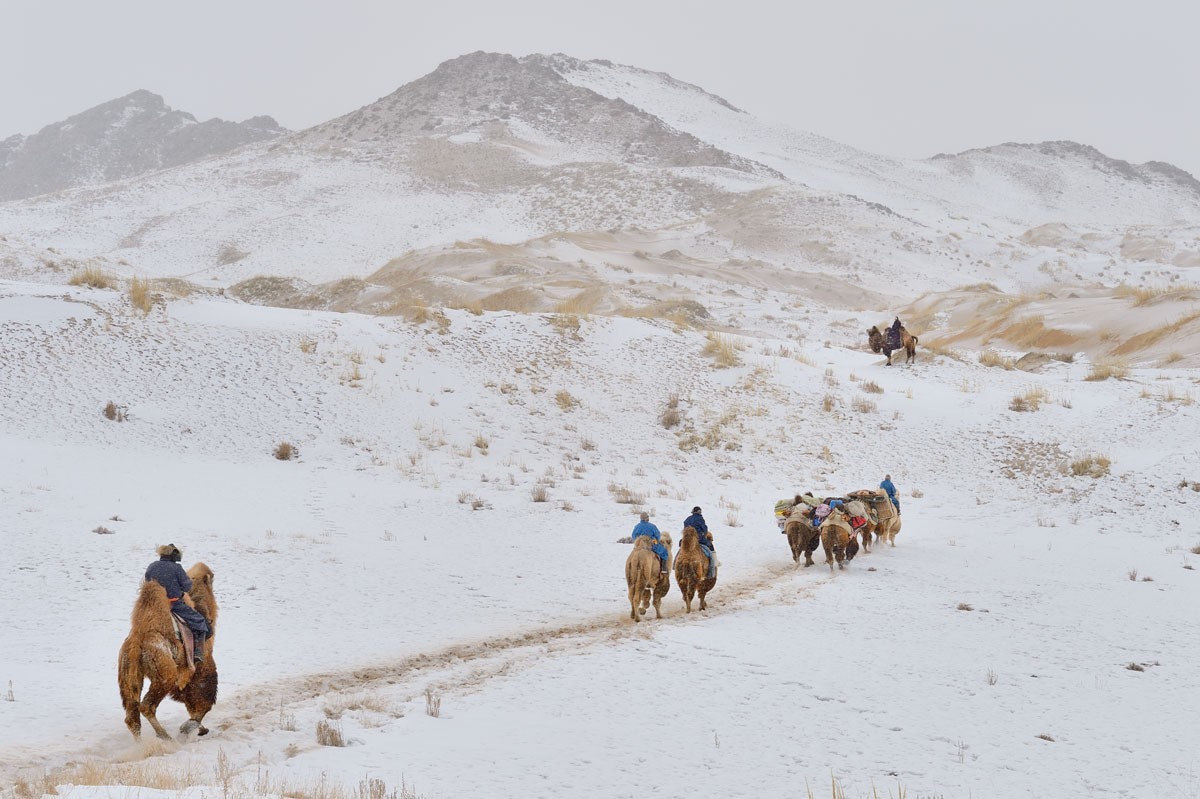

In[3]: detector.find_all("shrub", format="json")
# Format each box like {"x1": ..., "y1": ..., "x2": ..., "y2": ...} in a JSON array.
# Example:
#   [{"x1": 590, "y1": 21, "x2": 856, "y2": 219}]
[
  {"x1": 424, "y1": 688, "x2": 442, "y2": 718},
  {"x1": 555, "y1": 390, "x2": 578, "y2": 411},
  {"x1": 315, "y1": 718, "x2": 345, "y2": 746},
  {"x1": 474, "y1": 433, "x2": 489, "y2": 453},
  {"x1": 956, "y1": 602, "x2": 974, "y2": 611},
  {"x1": 530, "y1": 484, "x2": 549, "y2": 502},
  {"x1": 68, "y1": 266, "x2": 114, "y2": 289},
  {"x1": 979, "y1": 349, "x2": 1014, "y2": 369},
  {"x1": 1126, "y1": 662, "x2": 1145, "y2": 672},
  {"x1": 299, "y1": 337, "x2": 317, "y2": 354},
  {"x1": 660, "y1": 406, "x2": 681, "y2": 428},
  {"x1": 128, "y1": 276, "x2": 152, "y2": 314},
  {"x1": 1085, "y1": 359, "x2": 1129, "y2": 381},
  {"x1": 702, "y1": 332, "x2": 742, "y2": 368},
  {"x1": 274, "y1": 442, "x2": 298, "y2": 461},
  {"x1": 102, "y1": 401, "x2": 128, "y2": 422},
  {"x1": 822, "y1": 394, "x2": 836, "y2": 412},
  {"x1": 1070, "y1": 453, "x2": 1110, "y2": 478}
]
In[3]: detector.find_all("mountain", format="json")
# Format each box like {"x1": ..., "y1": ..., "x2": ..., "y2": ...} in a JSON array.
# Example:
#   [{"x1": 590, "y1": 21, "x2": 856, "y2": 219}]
[
  {"x1": 1, "y1": 52, "x2": 1198, "y2": 326},
  {"x1": 0, "y1": 90, "x2": 287, "y2": 201}
]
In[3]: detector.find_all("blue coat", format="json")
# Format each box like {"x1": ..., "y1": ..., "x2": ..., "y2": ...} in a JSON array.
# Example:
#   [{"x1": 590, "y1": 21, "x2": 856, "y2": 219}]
[
  {"x1": 684, "y1": 513, "x2": 713, "y2": 549},
  {"x1": 880, "y1": 479, "x2": 897, "y2": 502},
  {"x1": 146, "y1": 558, "x2": 193, "y2": 600},
  {"x1": 632, "y1": 520, "x2": 661, "y2": 543}
]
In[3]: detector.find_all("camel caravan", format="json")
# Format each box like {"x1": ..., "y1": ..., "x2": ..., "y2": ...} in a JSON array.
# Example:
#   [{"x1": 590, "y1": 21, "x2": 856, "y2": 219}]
[{"x1": 776, "y1": 487, "x2": 902, "y2": 572}]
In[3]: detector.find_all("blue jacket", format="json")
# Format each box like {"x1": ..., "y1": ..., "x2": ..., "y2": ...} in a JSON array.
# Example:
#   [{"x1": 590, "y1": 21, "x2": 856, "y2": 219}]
[
  {"x1": 880, "y1": 479, "x2": 897, "y2": 502},
  {"x1": 631, "y1": 521, "x2": 661, "y2": 543},
  {"x1": 684, "y1": 513, "x2": 713, "y2": 549},
  {"x1": 146, "y1": 558, "x2": 192, "y2": 600}
]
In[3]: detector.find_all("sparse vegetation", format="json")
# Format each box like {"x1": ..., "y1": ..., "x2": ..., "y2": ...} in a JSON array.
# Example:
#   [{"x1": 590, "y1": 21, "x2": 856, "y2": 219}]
[
  {"x1": 316, "y1": 718, "x2": 346, "y2": 746},
  {"x1": 986, "y1": 669, "x2": 998, "y2": 686},
  {"x1": 102, "y1": 401, "x2": 128, "y2": 422},
  {"x1": 530, "y1": 484, "x2": 549, "y2": 502},
  {"x1": 956, "y1": 602, "x2": 974, "y2": 611},
  {"x1": 1085, "y1": 359, "x2": 1129, "y2": 381},
  {"x1": 608, "y1": 484, "x2": 646, "y2": 505},
  {"x1": 128, "y1": 276, "x2": 152, "y2": 314},
  {"x1": 822, "y1": 394, "x2": 836, "y2": 412},
  {"x1": 68, "y1": 265, "x2": 115, "y2": 289},
  {"x1": 555, "y1": 390, "x2": 579, "y2": 411},
  {"x1": 851, "y1": 396, "x2": 877, "y2": 414},
  {"x1": 702, "y1": 332, "x2": 742, "y2": 368},
  {"x1": 1070, "y1": 453, "x2": 1110, "y2": 478},
  {"x1": 274, "y1": 442, "x2": 298, "y2": 461},
  {"x1": 1009, "y1": 385, "x2": 1049, "y2": 412},
  {"x1": 979, "y1": 349, "x2": 1015, "y2": 369},
  {"x1": 861, "y1": 380, "x2": 884, "y2": 394},
  {"x1": 1127, "y1": 568, "x2": 1138, "y2": 582},
  {"x1": 299, "y1": 337, "x2": 318, "y2": 354},
  {"x1": 424, "y1": 687, "x2": 442, "y2": 718},
  {"x1": 1126, "y1": 662, "x2": 1145, "y2": 672}
]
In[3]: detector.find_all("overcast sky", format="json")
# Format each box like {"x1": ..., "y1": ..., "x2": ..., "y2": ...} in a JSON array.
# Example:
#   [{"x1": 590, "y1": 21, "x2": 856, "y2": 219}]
[{"x1": 5, "y1": 0, "x2": 1197, "y2": 176}]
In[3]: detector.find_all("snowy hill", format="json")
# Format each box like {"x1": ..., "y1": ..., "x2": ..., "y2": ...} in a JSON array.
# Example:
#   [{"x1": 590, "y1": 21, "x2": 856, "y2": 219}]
[
  {"x1": 1, "y1": 278, "x2": 1198, "y2": 798},
  {"x1": 0, "y1": 91, "x2": 286, "y2": 201}
]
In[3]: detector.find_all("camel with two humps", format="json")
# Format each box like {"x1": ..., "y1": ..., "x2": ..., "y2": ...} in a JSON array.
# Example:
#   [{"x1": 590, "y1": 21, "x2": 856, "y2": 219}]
[
  {"x1": 117, "y1": 563, "x2": 218, "y2": 740},
  {"x1": 868, "y1": 325, "x2": 919, "y2": 366},
  {"x1": 675, "y1": 526, "x2": 717, "y2": 612},
  {"x1": 625, "y1": 532, "x2": 673, "y2": 622}
]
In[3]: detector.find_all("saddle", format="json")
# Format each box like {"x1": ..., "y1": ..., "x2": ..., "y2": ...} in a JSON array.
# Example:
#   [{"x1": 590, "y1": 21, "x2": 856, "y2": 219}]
[{"x1": 170, "y1": 613, "x2": 196, "y2": 670}]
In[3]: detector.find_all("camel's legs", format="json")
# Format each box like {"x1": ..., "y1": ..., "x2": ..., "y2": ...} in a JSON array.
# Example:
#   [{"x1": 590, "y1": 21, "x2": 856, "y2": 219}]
[{"x1": 139, "y1": 682, "x2": 174, "y2": 740}]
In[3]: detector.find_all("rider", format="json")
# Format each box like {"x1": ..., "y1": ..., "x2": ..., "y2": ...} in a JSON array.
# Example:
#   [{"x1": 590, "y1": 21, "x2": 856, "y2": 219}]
[
  {"x1": 632, "y1": 512, "x2": 669, "y2": 575},
  {"x1": 880, "y1": 475, "x2": 901, "y2": 515},
  {"x1": 888, "y1": 317, "x2": 903, "y2": 351},
  {"x1": 684, "y1": 505, "x2": 717, "y2": 579},
  {"x1": 145, "y1": 544, "x2": 209, "y2": 664}
]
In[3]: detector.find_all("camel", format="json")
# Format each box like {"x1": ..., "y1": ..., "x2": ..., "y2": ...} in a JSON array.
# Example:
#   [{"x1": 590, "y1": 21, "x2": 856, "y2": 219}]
[
  {"x1": 844, "y1": 498, "x2": 873, "y2": 554},
  {"x1": 625, "y1": 532, "x2": 673, "y2": 622},
  {"x1": 675, "y1": 526, "x2": 717, "y2": 612},
  {"x1": 852, "y1": 489, "x2": 901, "y2": 546},
  {"x1": 820, "y1": 510, "x2": 857, "y2": 572},
  {"x1": 783, "y1": 506, "x2": 821, "y2": 567},
  {"x1": 118, "y1": 563, "x2": 219, "y2": 740},
  {"x1": 868, "y1": 324, "x2": 919, "y2": 366}
]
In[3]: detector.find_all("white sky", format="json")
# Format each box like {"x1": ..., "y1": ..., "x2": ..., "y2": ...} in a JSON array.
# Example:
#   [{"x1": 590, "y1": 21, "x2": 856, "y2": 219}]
[{"x1": 5, "y1": 0, "x2": 1197, "y2": 177}]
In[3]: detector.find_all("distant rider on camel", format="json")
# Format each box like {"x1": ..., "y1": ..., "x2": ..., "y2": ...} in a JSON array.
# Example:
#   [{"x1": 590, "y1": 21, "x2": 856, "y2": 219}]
[
  {"x1": 888, "y1": 317, "x2": 903, "y2": 351},
  {"x1": 145, "y1": 544, "x2": 209, "y2": 665}
]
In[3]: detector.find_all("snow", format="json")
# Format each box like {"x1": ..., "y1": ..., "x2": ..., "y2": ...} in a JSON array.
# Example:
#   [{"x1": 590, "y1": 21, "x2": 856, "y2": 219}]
[{"x1": 1, "y1": 274, "x2": 1198, "y2": 799}]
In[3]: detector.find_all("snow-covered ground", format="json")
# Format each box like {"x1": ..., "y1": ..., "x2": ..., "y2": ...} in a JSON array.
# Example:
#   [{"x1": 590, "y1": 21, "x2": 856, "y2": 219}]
[{"x1": 2, "y1": 276, "x2": 1198, "y2": 798}]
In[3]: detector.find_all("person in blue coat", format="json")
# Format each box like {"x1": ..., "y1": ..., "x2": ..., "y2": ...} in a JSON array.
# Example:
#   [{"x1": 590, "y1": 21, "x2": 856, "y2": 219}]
[
  {"x1": 631, "y1": 512, "x2": 669, "y2": 574},
  {"x1": 145, "y1": 544, "x2": 209, "y2": 664},
  {"x1": 683, "y1": 506, "x2": 717, "y2": 579},
  {"x1": 880, "y1": 475, "x2": 901, "y2": 514}
]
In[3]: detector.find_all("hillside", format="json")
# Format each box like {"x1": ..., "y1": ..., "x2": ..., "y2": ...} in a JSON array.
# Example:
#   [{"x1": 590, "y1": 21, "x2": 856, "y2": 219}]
[{"x1": 0, "y1": 279, "x2": 1198, "y2": 797}]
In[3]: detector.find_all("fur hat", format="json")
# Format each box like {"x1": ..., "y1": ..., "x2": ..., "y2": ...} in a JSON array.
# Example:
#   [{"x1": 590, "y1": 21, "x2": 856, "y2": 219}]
[
  {"x1": 692, "y1": 506, "x2": 702, "y2": 514},
  {"x1": 156, "y1": 544, "x2": 182, "y2": 562},
  {"x1": 639, "y1": 511, "x2": 650, "y2": 521}
]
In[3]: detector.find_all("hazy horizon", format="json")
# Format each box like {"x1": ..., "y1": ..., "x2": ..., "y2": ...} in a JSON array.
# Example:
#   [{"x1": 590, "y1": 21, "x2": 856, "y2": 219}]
[{"x1": 4, "y1": 0, "x2": 1197, "y2": 177}]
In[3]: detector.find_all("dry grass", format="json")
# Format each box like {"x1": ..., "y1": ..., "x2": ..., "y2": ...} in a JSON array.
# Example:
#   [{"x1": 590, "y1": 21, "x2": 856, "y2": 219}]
[
  {"x1": 299, "y1": 337, "x2": 318, "y2": 354},
  {"x1": 481, "y1": 287, "x2": 542, "y2": 313},
  {"x1": 986, "y1": 669, "x2": 998, "y2": 686},
  {"x1": 998, "y1": 315, "x2": 1079, "y2": 349},
  {"x1": 424, "y1": 687, "x2": 442, "y2": 717},
  {"x1": 979, "y1": 349, "x2": 1015, "y2": 369},
  {"x1": 822, "y1": 394, "x2": 836, "y2": 412},
  {"x1": 608, "y1": 483, "x2": 646, "y2": 505},
  {"x1": 851, "y1": 396, "x2": 877, "y2": 414},
  {"x1": 474, "y1": 433, "x2": 490, "y2": 453},
  {"x1": 68, "y1": 265, "x2": 115, "y2": 289},
  {"x1": 274, "y1": 442, "x2": 298, "y2": 461},
  {"x1": 1009, "y1": 385, "x2": 1050, "y2": 412},
  {"x1": 555, "y1": 390, "x2": 579, "y2": 411},
  {"x1": 548, "y1": 313, "x2": 581, "y2": 337},
  {"x1": 554, "y1": 287, "x2": 606, "y2": 315},
  {"x1": 128, "y1": 276, "x2": 152, "y2": 314},
  {"x1": 861, "y1": 380, "x2": 884, "y2": 394},
  {"x1": 1070, "y1": 453, "x2": 1111, "y2": 478},
  {"x1": 102, "y1": 401, "x2": 128, "y2": 422},
  {"x1": 530, "y1": 483, "x2": 549, "y2": 502},
  {"x1": 702, "y1": 332, "x2": 742, "y2": 368},
  {"x1": 316, "y1": 718, "x2": 346, "y2": 746},
  {"x1": 1084, "y1": 359, "x2": 1129, "y2": 381},
  {"x1": 956, "y1": 602, "x2": 974, "y2": 611}
]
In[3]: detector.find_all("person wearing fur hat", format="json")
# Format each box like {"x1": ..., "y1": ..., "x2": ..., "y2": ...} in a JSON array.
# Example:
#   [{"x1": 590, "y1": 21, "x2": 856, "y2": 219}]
[
  {"x1": 145, "y1": 544, "x2": 209, "y2": 664},
  {"x1": 683, "y1": 506, "x2": 717, "y2": 579},
  {"x1": 880, "y1": 475, "x2": 901, "y2": 514},
  {"x1": 631, "y1": 512, "x2": 669, "y2": 575}
]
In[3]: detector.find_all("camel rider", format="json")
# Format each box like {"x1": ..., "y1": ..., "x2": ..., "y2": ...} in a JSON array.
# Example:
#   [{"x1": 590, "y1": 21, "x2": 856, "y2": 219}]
[
  {"x1": 888, "y1": 317, "x2": 903, "y2": 351},
  {"x1": 684, "y1": 505, "x2": 717, "y2": 579},
  {"x1": 631, "y1": 512, "x2": 669, "y2": 575},
  {"x1": 880, "y1": 475, "x2": 901, "y2": 515},
  {"x1": 145, "y1": 544, "x2": 209, "y2": 664}
]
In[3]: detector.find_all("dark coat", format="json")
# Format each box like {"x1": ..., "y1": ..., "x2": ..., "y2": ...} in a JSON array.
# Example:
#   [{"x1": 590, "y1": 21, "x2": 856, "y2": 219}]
[
  {"x1": 684, "y1": 513, "x2": 713, "y2": 549},
  {"x1": 146, "y1": 557, "x2": 193, "y2": 600}
]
